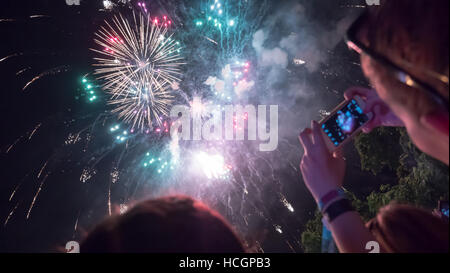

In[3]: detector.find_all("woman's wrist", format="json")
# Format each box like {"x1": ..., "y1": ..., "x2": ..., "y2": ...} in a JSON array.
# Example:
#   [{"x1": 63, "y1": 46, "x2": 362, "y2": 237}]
[
  {"x1": 311, "y1": 185, "x2": 337, "y2": 203},
  {"x1": 318, "y1": 188, "x2": 346, "y2": 212},
  {"x1": 322, "y1": 198, "x2": 354, "y2": 223},
  {"x1": 312, "y1": 186, "x2": 344, "y2": 209}
]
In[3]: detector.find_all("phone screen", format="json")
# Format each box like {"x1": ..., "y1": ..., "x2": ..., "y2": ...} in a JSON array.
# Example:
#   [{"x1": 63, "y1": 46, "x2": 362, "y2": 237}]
[
  {"x1": 322, "y1": 99, "x2": 370, "y2": 147},
  {"x1": 440, "y1": 202, "x2": 449, "y2": 218}
]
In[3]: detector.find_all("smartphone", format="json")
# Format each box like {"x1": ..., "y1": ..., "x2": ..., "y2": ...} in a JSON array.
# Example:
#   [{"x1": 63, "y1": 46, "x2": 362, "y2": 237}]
[
  {"x1": 438, "y1": 201, "x2": 449, "y2": 218},
  {"x1": 320, "y1": 96, "x2": 373, "y2": 151}
]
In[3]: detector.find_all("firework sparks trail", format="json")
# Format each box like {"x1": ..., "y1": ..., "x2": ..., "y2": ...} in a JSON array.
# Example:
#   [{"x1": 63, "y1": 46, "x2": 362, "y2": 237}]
[
  {"x1": 5, "y1": 123, "x2": 43, "y2": 154},
  {"x1": 29, "y1": 15, "x2": 51, "y2": 19},
  {"x1": 9, "y1": 183, "x2": 22, "y2": 202},
  {"x1": 23, "y1": 65, "x2": 70, "y2": 91},
  {"x1": 4, "y1": 202, "x2": 20, "y2": 227},
  {"x1": 281, "y1": 194, "x2": 294, "y2": 212},
  {"x1": 29, "y1": 123, "x2": 42, "y2": 140},
  {"x1": 0, "y1": 53, "x2": 23, "y2": 64},
  {"x1": 119, "y1": 204, "x2": 129, "y2": 214},
  {"x1": 16, "y1": 67, "x2": 31, "y2": 76},
  {"x1": 108, "y1": 182, "x2": 112, "y2": 216},
  {"x1": 111, "y1": 167, "x2": 120, "y2": 183},
  {"x1": 73, "y1": 211, "x2": 80, "y2": 237},
  {"x1": 37, "y1": 160, "x2": 49, "y2": 179},
  {"x1": 6, "y1": 137, "x2": 22, "y2": 154},
  {"x1": 80, "y1": 168, "x2": 97, "y2": 183},
  {"x1": 203, "y1": 36, "x2": 218, "y2": 45},
  {"x1": 189, "y1": 0, "x2": 270, "y2": 61},
  {"x1": 26, "y1": 174, "x2": 49, "y2": 219},
  {"x1": 92, "y1": 12, "x2": 184, "y2": 130},
  {"x1": 0, "y1": 15, "x2": 50, "y2": 22}
]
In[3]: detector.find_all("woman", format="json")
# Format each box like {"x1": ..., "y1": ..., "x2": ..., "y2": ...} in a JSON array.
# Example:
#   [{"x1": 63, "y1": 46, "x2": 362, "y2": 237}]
[{"x1": 299, "y1": 0, "x2": 449, "y2": 253}]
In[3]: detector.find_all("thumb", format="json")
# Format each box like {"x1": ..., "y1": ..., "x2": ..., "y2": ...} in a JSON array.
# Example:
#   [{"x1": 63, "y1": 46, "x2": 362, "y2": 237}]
[
  {"x1": 333, "y1": 148, "x2": 345, "y2": 160},
  {"x1": 362, "y1": 105, "x2": 382, "y2": 133},
  {"x1": 363, "y1": 100, "x2": 380, "y2": 114}
]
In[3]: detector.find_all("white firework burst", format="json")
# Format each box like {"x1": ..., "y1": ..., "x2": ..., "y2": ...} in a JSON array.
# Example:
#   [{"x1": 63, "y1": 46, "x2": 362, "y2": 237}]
[{"x1": 92, "y1": 12, "x2": 184, "y2": 130}]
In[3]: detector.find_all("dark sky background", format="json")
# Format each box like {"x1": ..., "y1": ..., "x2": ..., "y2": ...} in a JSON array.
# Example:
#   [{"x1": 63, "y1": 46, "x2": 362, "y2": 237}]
[{"x1": 0, "y1": 0, "x2": 395, "y2": 253}]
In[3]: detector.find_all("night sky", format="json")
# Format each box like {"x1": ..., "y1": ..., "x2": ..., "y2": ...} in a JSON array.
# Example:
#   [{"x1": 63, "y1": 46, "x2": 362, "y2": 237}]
[{"x1": 0, "y1": 0, "x2": 391, "y2": 253}]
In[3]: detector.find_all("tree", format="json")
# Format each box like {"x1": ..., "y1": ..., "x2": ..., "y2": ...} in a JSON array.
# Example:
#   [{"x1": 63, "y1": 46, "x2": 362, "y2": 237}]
[
  {"x1": 354, "y1": 127, "x2": 404, "y2": 175},
  {"x1": 300, "y1": 210, "x2": 322, "y2": 253}
]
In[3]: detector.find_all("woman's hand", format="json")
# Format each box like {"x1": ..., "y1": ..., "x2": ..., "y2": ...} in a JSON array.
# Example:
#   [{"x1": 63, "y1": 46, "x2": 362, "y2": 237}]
[
  {"x1": 299, "y1": 120, "x2": 378, "y2": 253},
  {"x1": 299, "y1": 121, "x2": 346, "y2": 203},
  {"x1": 345, "y1": 87, "x2": 404, "y2": 133}
]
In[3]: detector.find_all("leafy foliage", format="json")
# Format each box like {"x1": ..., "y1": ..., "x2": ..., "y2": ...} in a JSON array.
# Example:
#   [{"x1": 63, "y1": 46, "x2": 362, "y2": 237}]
[
  {"x1": 354, "y1": 127, "x2": 404, "y2": 175},
  {"x1": 300, "y1": 210, "x2": 322, "y2": 253},
  {"x1": 366, "y1": 153, "x2": 449, "y2": 218}
]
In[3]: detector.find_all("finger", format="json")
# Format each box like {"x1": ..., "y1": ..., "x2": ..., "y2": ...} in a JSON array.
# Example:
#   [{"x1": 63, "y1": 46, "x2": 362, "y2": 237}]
[
  {"x1": 362, "y1": 126, "x2": 373, "y2": 133},
  {"x1": 363, "y1": 99, "x2": 386, "y2": 116},
  {"x1": 299, "y1": 128, "x2": 313, "y2": 153},
  {"x1": 333, "y1": 148, "x2": 344, "y2": 159},
  {"x1": 300, "y1": 159, "x2": 308, "y2": 174},
  {"x1": 300, "y1": 157, "x2": 311, "y2": 170},
  {"x1": 344, "y1": 87, "x2": 371, "y2": 100},
  {"x1": 311, "y1": 121, "x2": 328, "y2": 153},
  {"x1": 362, "y1": 100, "x2": 379, "y2": 114},
  {"x1": 362, "y1": 117, "x2": 376, "y2": 133},
  {"x1": 300, "y1": 157, "x2": 306, "y2": 169}
]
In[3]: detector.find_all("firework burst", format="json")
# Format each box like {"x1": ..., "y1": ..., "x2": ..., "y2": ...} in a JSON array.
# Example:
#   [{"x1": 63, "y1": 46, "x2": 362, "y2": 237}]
[{"x1": 92, "y1": 12, "x2": 184, "y2": 130}]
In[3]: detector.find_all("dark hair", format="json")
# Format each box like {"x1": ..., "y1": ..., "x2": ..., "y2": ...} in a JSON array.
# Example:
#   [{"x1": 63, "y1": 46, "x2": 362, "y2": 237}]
[
  {"x1": 366, "y1": 0, "x2": 449, "y2": 75},
  {"x1": 362, "y1": 0, "x2": 449, "y2": 102},
  {"x1": 81, "y1": 196, "x2": 245, "y2": 253},
  {"x1": 367, "y1": 203, "x2": 449, "y2": 253},
  {"x1": 353, "y1": 0, "x2": 449, "y2": 129}
]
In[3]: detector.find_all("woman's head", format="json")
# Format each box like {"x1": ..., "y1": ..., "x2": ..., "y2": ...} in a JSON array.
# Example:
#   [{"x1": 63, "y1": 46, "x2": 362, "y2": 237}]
[
  {"x1": 356, "y1": 0, "x2": 449, "y2": 164},
  {"x1": 367, "y1": 203, "x2": 449, "y2": 253},
  {"x1": 81, "y1": 196, "x2": 245, "y2": 253}
]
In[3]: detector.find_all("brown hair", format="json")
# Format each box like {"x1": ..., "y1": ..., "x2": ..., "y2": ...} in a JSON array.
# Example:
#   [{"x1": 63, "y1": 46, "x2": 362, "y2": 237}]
[
  {"x1": 366, "y1": 203, "x2": 449, "y2": 253},
  {"x1": 367, "y1": 0, "x2": 449, "y2": 76},
  {"x1": 80, "y1": 196, "x2": 245, "y2": 253},
  {"x1": 360, "y1": 0, "x2": 449, "y2": 112}
]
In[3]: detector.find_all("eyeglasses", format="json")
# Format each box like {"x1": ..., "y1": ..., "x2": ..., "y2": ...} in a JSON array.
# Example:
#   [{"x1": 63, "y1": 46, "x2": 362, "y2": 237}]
[{"x1": 345, "y1": 11, "x2": 449, "y2": 112}]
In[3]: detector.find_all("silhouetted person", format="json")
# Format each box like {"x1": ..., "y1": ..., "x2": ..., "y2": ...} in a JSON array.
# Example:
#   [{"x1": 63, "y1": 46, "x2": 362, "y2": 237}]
[
  {"x1": 81, "y1": 196, "x2": 245, "y2": 253},
  {"x1": 366, "y1": 203, "x2": 448, "y2": 253}
]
